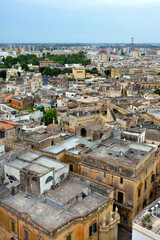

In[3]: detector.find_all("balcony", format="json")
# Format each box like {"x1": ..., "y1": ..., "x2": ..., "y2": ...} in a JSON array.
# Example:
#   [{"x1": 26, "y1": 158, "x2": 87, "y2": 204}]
[{"x1": 99, "y1": 207, "x2": 120, "y2": 233}]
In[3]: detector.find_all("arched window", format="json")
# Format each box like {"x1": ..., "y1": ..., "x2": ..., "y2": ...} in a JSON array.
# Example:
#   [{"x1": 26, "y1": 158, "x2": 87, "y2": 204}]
[
  {"x1": 32, "y1": 176, "x2": 37, "y2": 182},
  {"x1": 45, "y1": 176, "x2": 53, "y2": 184},
  {"x1": 81, "y1": 128, "x2": 86, "y2": 137}
]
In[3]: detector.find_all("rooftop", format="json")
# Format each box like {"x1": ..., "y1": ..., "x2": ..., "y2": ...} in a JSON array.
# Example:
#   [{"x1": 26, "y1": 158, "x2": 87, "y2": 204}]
[
  {"x1": 1, "y1": 176, "x2": 108, "y2": 230},
  {"x1": 43, "y1": 135, "x2": 97, "y2": 155},
  {"x1": 5, "y1": 151, "x2": 67, "y2": 176},
  {"x1": 20, "y1": 152, "x2": 40, "y2": 161},
  {"x1": 25, "y1": 163, "x2": 52, "y2": 175},
  {"x1": 8, "y1": 159, "x2": 31, "y2": 169},
  {"x1": 133, "y1": 198, "x2": 160, "y2": 236},
  {"x1": 34, "y1": 156, "x2": 67, "y2": 172},
  {"x1": 87, "y1": 140, "x2": 153, "y2": 168},
  {"x1": 26, "y1": 132, "x2": 59, "y2": 142}
]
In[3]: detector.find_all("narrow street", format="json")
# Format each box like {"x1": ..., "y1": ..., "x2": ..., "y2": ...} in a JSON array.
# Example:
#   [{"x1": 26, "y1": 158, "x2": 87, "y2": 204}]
[{"x1": 118, "y1": 227, "x2": 132, "y2": 240}]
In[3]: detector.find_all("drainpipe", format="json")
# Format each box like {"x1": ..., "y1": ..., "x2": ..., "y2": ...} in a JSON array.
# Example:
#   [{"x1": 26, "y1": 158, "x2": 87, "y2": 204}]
[
  {"x1": 98, "y1": 210, "x2": 99, "y2": 240},
  {"x1": 17, "y1": 217, "x2": 20, "y2": 240}
]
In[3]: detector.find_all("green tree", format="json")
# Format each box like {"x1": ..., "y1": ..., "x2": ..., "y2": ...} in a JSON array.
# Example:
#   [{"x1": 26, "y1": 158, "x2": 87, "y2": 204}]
[
  {"x1": 21, "y1": 62, "x2": 29, "y2": 71},
  {"x1": 43, "y1": 67, "x2": 53, "y2": 76},
  {"x1": 3, "y1": 54, "x2": 39, "y2": 69},
  {"x1": 67, "y1": 78, "x2": 76, "y2": 81},
  {"x1": 30, "y1": 58, "x2": 39, "y2": 65},
  {"x1": 85, "y1": 67, "x2": 99, "y2": 74},
  {"x1": 45, "y1": 51, "x2": 91, "y2": 66},
  {"x1": 154, "y1": 89, "x2": 160, "y2": 95},
  {"x1": 17, "y1": 72, "x2": 21, "y2": 77},
  {"x1": 43, "y1": 109, "x2": 58, "y2": 125},
  {"x1": 0, "y1": 70, "x2": 6, "y2": 79},
  {"x1": 104, "y1": 69, "x2": 111, "y2": 76}
]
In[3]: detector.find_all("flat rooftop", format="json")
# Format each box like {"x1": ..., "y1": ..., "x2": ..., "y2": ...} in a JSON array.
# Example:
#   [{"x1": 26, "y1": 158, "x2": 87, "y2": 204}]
[
  {"x1": 8, "y1": 159, "x2": 31, "y2": 169},
  {"x1": 34, "y1": 156, "x2": 67, "y2": 172},
  {"x1": 6, "y1": 151, "x2": 68, "y2": 175},
  {"x1": 46, "y1": 178, "x2": 87, "y2": 205},
  {"x1": 20, "y1": 152, "x2": 40, "y2": 161},
  {"x1": 1, "y1": 177, "x2": 108, "y2": 230},
  {"x1": 0, "y1": 148, "x2": 21, "y2": 161},
  {"x1": 26, "y1": 132, "x2": 58, "y2": 142},
  {"x1": 133, "y1": 198, "x2": 160, "y2": 236},
  {"x1": 148, "y1": 110, "x2": 160, "y2": 120},
  {"x1": 25, "y1": 163, "x2": 52, "y2": 175},
  {"x1": 43, "y1": 135, "x2": 97, "y2": 155},
  {"x1": 87, "y1": 140, "x2": 153, "y2": 167}
]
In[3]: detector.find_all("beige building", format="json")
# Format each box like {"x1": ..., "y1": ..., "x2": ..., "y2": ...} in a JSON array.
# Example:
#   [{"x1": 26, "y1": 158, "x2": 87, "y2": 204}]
[
  {"x1": 80, "y1": 138, "x2": 160, "y2": 229},
  {"x1": 72, "y1": 67, "x2": 85, "y2": 79},
  {"x1": 6, "y1": 83, "x2": 30, "y2": 95},
  {"x1": 6, "y1": 67, "x2": 24, "y2": 79},
  {"x1": 0, "y1": 151, "x2": 120, "y2": 240},
  {"x1": 28, "y1": 73, "x2": 42, "y2": 92},
  {"x1": 111, "y1": 68, "x2": 160, "y2": 78}
]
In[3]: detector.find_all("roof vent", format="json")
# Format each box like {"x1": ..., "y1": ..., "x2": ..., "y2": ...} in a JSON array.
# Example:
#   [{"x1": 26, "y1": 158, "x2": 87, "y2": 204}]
[{"x1": 119, "y1": 151, "x2": 123, "y2": 158}]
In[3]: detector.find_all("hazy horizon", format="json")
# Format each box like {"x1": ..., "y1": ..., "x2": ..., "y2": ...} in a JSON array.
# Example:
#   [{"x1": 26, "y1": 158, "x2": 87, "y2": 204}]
[{"x1": 1, "y1": 0, "x2": 160, "y2": 43}]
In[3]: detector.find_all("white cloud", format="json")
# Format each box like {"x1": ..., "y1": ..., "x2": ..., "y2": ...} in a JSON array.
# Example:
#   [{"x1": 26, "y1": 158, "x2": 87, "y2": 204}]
[{"x1": 15, "y1": 0, "x2": 160, "y2": 8}]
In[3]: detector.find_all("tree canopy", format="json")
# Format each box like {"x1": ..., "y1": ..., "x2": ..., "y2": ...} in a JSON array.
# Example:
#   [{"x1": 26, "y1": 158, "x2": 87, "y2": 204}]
[
  {"x1": 46, "y1": 51, "x2": 91, "y2": 66},
  {"x1": 43, "y1": 109, "x2": 58, "y2": 125},
  {"x1": 85, "y1": 67, "x2": 99, "y2": 74},
  {"x1": 2, "y1": 54, "x2": 39, "y2": 69},
  {"x1": 104, "y1": 69, "x2": 111, "y2": 76},
  {"x1": 42, "y1": 67, "x2": 72, "y2": 76},
  {"x1": 0, "y1": 70, "x2": 6, "y2": 79},
  {"x1": 154, "y1": 89, "x2": 160, "y2": 95}
]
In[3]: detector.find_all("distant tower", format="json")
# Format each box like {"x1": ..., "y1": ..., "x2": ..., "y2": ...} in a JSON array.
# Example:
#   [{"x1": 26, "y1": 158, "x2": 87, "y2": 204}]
[{"x1": 131, "y1": 37, "x2": 134, "y2": 51}]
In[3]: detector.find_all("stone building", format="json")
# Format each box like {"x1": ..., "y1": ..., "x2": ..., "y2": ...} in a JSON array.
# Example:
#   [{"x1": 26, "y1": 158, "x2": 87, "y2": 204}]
[
  {"x1": 72, "y1": 67, "x2": 85, "y2": 79},
  {"x1": 80, "y1": 138, "x2": 160, "y2": 229},
  {"x1": 11, "y1": 96, "x2": 34, "y2": 110},
  {"x1": 0, "y1": 157, "x2": 120, "y2": 240},
  {"x1": 0, "y1": 121, "x2": 22, "y2": 142},
  {"x1": 41, "y1": 135, "x2": 97, "y2": 174},
  {"x1": 25, "y1": 130, "x2": 61, "y2": 150},
  {"x1": 75, "y1": 121, "x2": 110, "y2": 141}
]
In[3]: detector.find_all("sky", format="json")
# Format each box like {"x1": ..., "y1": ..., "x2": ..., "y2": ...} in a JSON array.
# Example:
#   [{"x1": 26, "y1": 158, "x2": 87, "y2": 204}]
[{"x1": 0, "y1": 0, "x2": 160, "y2": 43}]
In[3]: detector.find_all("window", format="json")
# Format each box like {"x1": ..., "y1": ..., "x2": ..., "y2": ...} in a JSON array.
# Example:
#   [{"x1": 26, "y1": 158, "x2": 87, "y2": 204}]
[
  {"x1": 156, "y1": 165, "x2": 158, "y2": 177},
  {"x1": 143, "y1": 199, "x2": 147, "y2": 208},
  {"x1": 103, "y1": 172, "x2": 106, "y2": 179},
  {"x1": 151, "y1": 174, "x2": 155, "y2": 183},
  {"x1": 66, "y1": 234, "x2": 71, "y2": 240},
  {"x1": 123, "y1": 215, "x2": 128, "y2": 224},
  {"x1": 144, "y1": 180, "x2": 147, "y2": 191},
  {"x1": 120, "y1": 177, "x2": 123, "y2": 184},
  {"x1": 150, "y1": 191, "x2": 153, "y2": 199},
  {"x1": 32, "y1": 176, "x2": 37, "y2": 182},
  {"x1": 89, "y1": 168, "x2": 92, "y2": 175},
  {"x1": 89, "y1": 222, "x2": 97, "y2": 236},
  {"x1": 138, "y1": 188, "x2": 141, "y2": 198},
  {"x1": 45, "y1": 176, "x2": 53, "y2": 184},
  {"x1": 11, "y1": 221, "x2": 15, "y2": 233},
  {"x1": 118, "y1": 191, "x2": 123, "y2": 204},
  {"x1": 60, "y1": 174, "x2": 65, "y2": 181},
  {"x1": 69, "y1": 164, "x2": 73, "y2": 172},
  {"x1": 24, "y1": 230, "x2": 28, "y2": 240}
]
